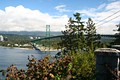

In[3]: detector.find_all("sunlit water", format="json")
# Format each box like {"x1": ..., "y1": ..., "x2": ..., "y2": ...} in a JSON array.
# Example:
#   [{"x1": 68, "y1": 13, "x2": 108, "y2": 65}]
[{"x1": 0, "y1": 47, "x2": 57, "y2": 79}]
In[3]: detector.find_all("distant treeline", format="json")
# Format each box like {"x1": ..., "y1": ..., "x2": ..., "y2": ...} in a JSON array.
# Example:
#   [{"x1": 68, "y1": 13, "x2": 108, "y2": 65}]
[{"x1": 0, "y1": 31, "x2": 62, "y2": 36}]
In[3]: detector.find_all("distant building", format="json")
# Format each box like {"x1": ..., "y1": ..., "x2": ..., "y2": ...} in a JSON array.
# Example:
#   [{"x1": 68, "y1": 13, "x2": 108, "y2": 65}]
[
  {"x1": 35, "y1": 36, "x2": 41, "y2": 39},
  {"x1": 23, "y1": 44, "x2": 31, "y2": 47},
  {"x1": 37, "y1": 37, "x2": 41, "y2": 39},
  {"x1": 14, "y1": 44, "x2": 19, "y2": 47},
  {"x1": 7, "y1": 44, "x2": 11, "y2": 46},
  {"x1": 30, "y1": 36, "x2": 34, "y2": 39},
  {"x1": 0, "y1": 35, "x2": 4, "y2": 42}
]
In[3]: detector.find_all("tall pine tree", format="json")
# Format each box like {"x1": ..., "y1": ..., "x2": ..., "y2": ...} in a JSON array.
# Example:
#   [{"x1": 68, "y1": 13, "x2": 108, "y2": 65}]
[
  {"x1": 86, "y1": 18, "x2": 101, "y2": 52},
  {"x1": 59, "y1": 13, "x2": 101, "y2": 53},
  {"x1": 60, "y1": 13, "x2": 86, "y2": 53}
]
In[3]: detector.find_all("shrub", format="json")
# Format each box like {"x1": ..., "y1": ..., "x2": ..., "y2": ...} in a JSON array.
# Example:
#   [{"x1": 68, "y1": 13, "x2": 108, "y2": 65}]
[
  {"x1": 1, "y1": 52, "x2": 95, "y2": 80},
  {"x1": 1, "y1": 55, "x2": 73, "y2": 80},
  {"x1": 71, "y1": 51, "x2": 96, "y2": 80}
]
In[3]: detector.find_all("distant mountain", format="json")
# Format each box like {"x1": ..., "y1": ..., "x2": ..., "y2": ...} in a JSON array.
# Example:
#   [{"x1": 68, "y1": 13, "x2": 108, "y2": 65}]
[{"x1": 0, "y1": 31, "x2": 62, "y2": 36}]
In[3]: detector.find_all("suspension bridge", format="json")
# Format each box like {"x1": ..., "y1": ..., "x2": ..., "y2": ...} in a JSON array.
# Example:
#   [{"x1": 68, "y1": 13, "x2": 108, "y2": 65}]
[{"x1": 30, "y1": 25, "x2": 119, "y2": 51}]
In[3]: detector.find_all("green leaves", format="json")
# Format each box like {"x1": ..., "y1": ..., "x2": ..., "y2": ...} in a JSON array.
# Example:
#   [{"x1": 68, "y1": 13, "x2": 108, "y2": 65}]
[
  {"x1": 113, "y1": 23, "x2": 120, "y2": 45},
  {"x1": 71, "y1": 52, "x2": 95, "y2": 80},
  {"x1": 60, "y1": 12, "x2": 87, "y2": 53},
  {"x1": 86, "y1": 18, "x2": 100, "y2": 52},
  {"x1": 60, "y1": 13, "x2": 101, "y2": 53}
]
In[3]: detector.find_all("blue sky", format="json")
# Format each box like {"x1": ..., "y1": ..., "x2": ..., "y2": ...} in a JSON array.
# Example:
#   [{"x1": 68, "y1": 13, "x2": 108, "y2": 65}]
[
  {"x1": 0, "y1": 0, "x2": 111, "y2": 16},
  {"x1": 0, "y1": 0, "x2": 120, "y2": 34}
]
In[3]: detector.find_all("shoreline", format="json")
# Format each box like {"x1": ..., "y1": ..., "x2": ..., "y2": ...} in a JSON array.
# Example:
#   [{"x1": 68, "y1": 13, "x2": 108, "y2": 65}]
[
  {"x1": 32, "y1": 46, "x2": 60, "y2": 51},
  {"x1": 0, "y1": 46, "x2": 33, "y2": 50},
  {"x1": 0, "y1": 46, "x2": 60, "y2": 51}
]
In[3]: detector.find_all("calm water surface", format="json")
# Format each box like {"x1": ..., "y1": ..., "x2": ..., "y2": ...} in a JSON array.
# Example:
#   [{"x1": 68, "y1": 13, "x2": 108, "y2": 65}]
[{"x1": 0, "y1": 47, "x2": 57, "y2": 70}]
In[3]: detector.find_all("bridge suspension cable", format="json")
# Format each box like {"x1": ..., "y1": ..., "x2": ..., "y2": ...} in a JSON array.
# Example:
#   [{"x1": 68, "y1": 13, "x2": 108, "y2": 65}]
[
  {"x1": 96, "y1": 10, "x2": 120, "y2": 30},
  {"x1": 96, "y1": 14, "x2": 120, "y2": 27},
  {"x1": 96, "y1": 10, "x2": 120, "y2": 25}
]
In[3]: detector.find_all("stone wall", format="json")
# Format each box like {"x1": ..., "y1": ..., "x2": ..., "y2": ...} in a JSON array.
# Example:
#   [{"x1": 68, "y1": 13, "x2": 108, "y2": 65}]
[{"x1": 95, "y1": 48, "x2": 120, "y2": 80}]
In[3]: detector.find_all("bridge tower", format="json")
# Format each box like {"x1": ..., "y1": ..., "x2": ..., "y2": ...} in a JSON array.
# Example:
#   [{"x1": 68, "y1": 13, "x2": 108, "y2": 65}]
[
  {"x1": 46, "y1": 25, "x2": 50, "y2": 37},
  {"x1": 45, "y1": 25, "x2": 50, "y2": 52}
]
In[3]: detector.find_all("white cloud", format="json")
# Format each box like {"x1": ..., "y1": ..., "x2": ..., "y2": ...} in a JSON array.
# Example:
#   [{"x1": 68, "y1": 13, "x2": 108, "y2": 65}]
[
  {"x1": 55, "y1": 5, "x2": 70, "y2": 12},
  {"x1": 75, "y1": 1, "x2": 120, "y2": 34},
  {"x1": 0, "y1": 1, "x2": 119, "y2": 34},
  {"x1": 105, "y1": 1, "x2": 120, "y2": 10},
  {"x1": 0, "y1": 5, "x2": 69, "y2": 31},
  {"x1": 107, "y1": 0, "x2": 119, "y2": 2},
  {"x1": 97, "y1": 3, "x2": 106, "y2": 10}
]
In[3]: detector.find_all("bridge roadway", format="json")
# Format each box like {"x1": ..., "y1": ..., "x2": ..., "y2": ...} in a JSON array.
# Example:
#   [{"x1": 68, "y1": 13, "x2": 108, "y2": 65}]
[
  {"x1": 31, "y1": 35, "x2": 62, "y2": 43},
  {"x1": 31, "y1": 34, "x2": 119, "y2": 43}
]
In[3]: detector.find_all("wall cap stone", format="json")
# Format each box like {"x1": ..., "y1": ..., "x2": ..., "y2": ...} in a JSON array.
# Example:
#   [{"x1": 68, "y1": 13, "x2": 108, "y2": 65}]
[
  {"x1": 112, "y1": 45, "x2": 120, "y2": 50},
  {"x1": 94, "y1": 48, "x2": 120, "y2": 55}
]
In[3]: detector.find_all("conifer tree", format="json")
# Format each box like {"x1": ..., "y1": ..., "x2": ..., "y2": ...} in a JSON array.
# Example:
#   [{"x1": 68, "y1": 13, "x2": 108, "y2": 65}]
[
  {"x1": 86, "y1": 18, "x2": 101, "y2": 51},
  {"x1": 60, "y1": 13, "x2": 101, "y2": 53},
  {"x1": 60, "y1": 13, "x2": 86, "y2": 53}
]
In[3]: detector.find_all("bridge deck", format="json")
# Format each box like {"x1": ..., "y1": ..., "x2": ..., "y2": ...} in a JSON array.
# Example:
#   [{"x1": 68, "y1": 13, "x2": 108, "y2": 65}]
[{"x1": 31, "y1": 34, "x2": 119, "y2": 43}]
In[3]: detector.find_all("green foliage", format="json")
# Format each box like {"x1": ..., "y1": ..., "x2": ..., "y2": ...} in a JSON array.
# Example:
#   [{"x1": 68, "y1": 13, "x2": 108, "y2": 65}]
[
  {"x1": 59, "y1": 13, "x2": 101, "y2": 53},
  {"x1": 71, "y1": 51, "x2": 95, "y2": 80},
  {"x1": 113, "y1": 23, "x2": 120, "y2": 45},
  {"x1": 86, "y1": 18, "x2": 101, "y2": 52},
  {"x1": 0, "y1": 34, "x2": 31, "y2": 48},
  {"x1": 56, "y1": 13, "x2": 99, "y2": 80},
  {"x1": 1, "y1": 53, "x2": 95, "y2": 80},
  {"x1": 60, "y1": 13, "x2": 86, "y2": 52}
]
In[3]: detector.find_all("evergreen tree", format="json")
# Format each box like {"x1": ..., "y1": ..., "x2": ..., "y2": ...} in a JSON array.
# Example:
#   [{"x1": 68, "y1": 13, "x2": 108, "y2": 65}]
[
  {"x1": 60, "y1": 13, "x2": 86, "y2": 53},
  {"x1": 59, "y1": 13, "x2": 101, "y2": 53},
  {"x1": 86, "y1": 18, "x2": 101, "y2": 52}
]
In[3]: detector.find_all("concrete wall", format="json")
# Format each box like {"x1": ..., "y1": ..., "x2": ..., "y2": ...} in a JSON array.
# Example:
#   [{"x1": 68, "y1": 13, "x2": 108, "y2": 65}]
[{"x1": 95, "y1": 48, "x2": 120, "y2": 80}]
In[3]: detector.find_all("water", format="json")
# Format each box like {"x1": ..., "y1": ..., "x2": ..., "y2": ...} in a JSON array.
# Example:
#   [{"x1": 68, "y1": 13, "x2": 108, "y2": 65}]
[{"x1": 0, "y1": 47, "x2": 57, "y2": 70}]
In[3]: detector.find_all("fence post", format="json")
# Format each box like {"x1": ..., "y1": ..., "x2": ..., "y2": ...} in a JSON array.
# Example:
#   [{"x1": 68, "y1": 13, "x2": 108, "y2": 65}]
[{"x1": 94, "y1": 48, "x2": 120, "y2": 80}]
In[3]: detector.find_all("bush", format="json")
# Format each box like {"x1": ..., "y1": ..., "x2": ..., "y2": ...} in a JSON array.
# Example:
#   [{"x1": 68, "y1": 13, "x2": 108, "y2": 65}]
[
  {"x1": 1, "y1": 55, "x2": 73, "y2": 80},
  {"x1": 71, "y1": 51, "x2": 96, "y2": 80},
  {"x1": 1, "y1": 51, "x2": 95, "y2": 80}
]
